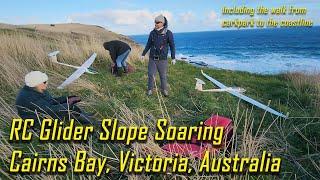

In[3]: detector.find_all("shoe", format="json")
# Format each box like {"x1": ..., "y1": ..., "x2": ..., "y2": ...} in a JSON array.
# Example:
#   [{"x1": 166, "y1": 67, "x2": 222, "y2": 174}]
[
  {"x1": 116, "y1": 67, "x2": 123, "y2": 76},
  {"x1": 76, "y1": 113, "x2": 92, "y2": 125},
  {"x1": 82, "y1": 112, "x2": 95, "y2": 117},
  {"x1": 162, "y1": 90, "x2": 169, "y2": 97},
  {"x1": 123, "y1": 66, "x2": 129, "y2": 73},
  {"x1": 147, "y1": 90, "x2": 152, "y2": 96}
]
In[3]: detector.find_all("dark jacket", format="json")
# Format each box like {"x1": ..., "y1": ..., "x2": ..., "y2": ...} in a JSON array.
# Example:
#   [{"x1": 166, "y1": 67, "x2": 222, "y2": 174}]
[
  {"x1": 15, "y1": 86, "x2": 70, "y2": 121},
  {"x1": 142, "y1": 17, "x2": 175, "y2": 60},
  {"x1": 103, "y1": 40, "x2": 131, "y2": 62}
]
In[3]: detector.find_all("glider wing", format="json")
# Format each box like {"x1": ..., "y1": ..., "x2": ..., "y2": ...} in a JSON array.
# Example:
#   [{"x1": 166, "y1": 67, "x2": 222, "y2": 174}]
[
  {"x1": 201, "y1": 70, "x2": 287, "y2": 119},
  {"x1": 57, "y1": 53, "x2": 97, "y2": 89}
]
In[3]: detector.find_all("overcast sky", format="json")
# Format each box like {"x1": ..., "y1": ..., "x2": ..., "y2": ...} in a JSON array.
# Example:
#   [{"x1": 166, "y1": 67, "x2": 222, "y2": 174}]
[{"x1": 0, "y1": 0, "x2": 318, "y2": 35}]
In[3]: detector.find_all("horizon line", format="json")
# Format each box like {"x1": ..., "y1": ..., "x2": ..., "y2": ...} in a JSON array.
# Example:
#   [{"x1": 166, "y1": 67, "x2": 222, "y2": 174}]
[
  {"x1": 129, "y1": 25, "x2": 320, "y2": 36},
  {"x1": 1, "y1": 22, "x2": 318, "y2": 37}
]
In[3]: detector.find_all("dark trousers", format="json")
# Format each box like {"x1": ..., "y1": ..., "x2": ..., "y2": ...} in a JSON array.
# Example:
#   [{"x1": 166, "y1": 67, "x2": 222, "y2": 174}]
[
  {"x1": 59, "y1": 105, "x2": 93, "y2": 125},
  {"x1": 148, "y1": 59, "x2": 168, "y2": 91}
]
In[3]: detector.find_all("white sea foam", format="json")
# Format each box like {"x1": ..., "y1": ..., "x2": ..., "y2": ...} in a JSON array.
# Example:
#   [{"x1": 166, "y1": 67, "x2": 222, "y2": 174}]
[{"x1": 185, "y1": 53, "x2": 320, "y2": 74}]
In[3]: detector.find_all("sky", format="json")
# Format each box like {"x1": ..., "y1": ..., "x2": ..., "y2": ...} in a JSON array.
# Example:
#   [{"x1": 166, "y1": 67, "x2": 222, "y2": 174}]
[{"x1": 0, "y1": 0, "x2": 319, "y2": 35}]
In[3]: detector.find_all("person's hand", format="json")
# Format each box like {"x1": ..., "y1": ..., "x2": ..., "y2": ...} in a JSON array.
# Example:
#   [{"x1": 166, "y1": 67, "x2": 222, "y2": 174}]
[
  {"x1": 171, "y1": 59, "x2": 176, "y2": 65},
  {"x1": 68, "y1": 95, "x2": 77, "y2": 98},
  {"x1": 68, "y1": 96, "x2": 81, "y2": 105}
]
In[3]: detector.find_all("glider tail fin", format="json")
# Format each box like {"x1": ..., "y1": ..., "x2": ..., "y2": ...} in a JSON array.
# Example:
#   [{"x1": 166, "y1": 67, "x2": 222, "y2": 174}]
[
  {"x1": 195, "y1": 78, "x2": 205, "y2": 91},
  {"x1": 48, "y1": 51, "x2": 60, "y2": 63},
  {"x1": 49, "y1": 56, "x2": 58, "y2": 63}
]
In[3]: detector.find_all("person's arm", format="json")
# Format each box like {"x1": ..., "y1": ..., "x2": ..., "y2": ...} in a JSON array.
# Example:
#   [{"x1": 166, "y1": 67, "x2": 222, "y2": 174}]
[
  {"x1": 44, "y1": 91, "x2": 67, "y2": 105},
  {"x1": 109, "y1": 47, "x2": 117, "y2": 62},
  {"x1": 168, "y1": 31, "x2": 176, "y2": 59},
  {"x1": 52, "y1": 96, "x2": 68, "y2": 104},
  {"x1": 31, "y1": 98, "x2": 71, "y2": 118},
  {"x1": 142, "y1": 32, "x2": 153, "y2": 56},
  {"x1": 46, "y1": 90, "x2": 80, "y2": 105}
]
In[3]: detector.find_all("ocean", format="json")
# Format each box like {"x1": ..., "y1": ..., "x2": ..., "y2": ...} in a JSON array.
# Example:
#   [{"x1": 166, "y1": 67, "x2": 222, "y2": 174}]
[{"x1": 130, "y1": 27, "x2": 320, "y2": 74}]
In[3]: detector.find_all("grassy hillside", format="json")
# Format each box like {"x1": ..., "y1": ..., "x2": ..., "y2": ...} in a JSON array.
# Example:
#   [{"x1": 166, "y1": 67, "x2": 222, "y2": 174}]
[{"x1": 0, "y1": 24, "x2": 319, "y2": 179}]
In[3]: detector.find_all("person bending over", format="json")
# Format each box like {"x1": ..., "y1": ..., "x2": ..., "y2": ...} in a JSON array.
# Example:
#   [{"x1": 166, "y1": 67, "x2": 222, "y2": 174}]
[{"x1": 103, "y1": 40, "x2": 131, "y2": 76}]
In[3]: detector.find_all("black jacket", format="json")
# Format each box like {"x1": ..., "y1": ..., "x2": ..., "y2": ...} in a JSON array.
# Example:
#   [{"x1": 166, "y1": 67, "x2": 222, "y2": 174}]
[
  {"x1": 15, "y1": 86, "x2": 70, "y2": 121},
  {"x1": 142, "y1": 17, "x2": 175, "y2": 60},
  {"x1": 103, "y1": 40, "x2": 131, "y2": 62}
]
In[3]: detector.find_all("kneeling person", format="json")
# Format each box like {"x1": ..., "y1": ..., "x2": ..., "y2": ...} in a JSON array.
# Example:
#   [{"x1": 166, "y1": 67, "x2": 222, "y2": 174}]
[
  {"x1": 103, "y1": 40, "x2": 131, "y2": 76},
  {"x1": 15, "y1": 71, "x2": 95, "y2": 126}
]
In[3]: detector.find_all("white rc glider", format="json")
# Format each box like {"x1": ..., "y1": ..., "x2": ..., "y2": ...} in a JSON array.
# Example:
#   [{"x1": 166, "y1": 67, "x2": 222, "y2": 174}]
[
  {"x1": 48, "y1": 51, "x2": 98, "y2": 89},
  {"x1": 195, "y1": 70, "x2": 288, "y2": 119}
]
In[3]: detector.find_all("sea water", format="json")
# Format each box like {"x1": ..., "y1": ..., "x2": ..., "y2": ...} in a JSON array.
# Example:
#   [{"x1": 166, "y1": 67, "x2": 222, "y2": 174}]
[{"x1": 131, "y1": 27, "x2": 320, "y2": 74}]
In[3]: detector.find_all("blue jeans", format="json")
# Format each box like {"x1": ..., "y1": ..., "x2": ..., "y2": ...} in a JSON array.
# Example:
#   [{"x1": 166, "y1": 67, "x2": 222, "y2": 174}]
[{"x1": 116, "y1": 49, "x2": 130, "y2": 68}]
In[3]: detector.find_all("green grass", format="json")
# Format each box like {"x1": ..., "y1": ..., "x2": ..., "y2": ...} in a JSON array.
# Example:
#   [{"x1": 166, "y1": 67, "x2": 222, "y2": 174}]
[
  {"x1": 1, "y1": 58, "x2": 319, "y2": 179},
  {"x1": 75, "y1": 60, "x2": 294, "y2": 130},
  {"x1": 81, "y1": 60, "x2": 289, "y2": 120},
  {"x1": 1, "y1": 57, "x2": 319, "y2": 179},
  {"x1": 48, "y1": 58, "x2": 319, "y2": 178}
]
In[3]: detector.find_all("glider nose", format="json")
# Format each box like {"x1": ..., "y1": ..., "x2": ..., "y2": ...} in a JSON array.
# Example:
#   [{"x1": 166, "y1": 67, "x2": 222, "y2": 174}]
[{"x1": 86, "y1": 67, "x2": 98, "y2": 74}]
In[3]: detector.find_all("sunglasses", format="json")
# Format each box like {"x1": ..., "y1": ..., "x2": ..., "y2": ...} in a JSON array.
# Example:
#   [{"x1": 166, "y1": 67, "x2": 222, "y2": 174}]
[{"x1": 155, "y1": 21, "x2": 163, "y2": 24}]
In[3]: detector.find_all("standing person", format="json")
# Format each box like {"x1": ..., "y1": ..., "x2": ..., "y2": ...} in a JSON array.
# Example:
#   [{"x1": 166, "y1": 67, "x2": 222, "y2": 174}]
[
  {"x1": 141, "y1": 14, "x2": 176, "y2": 97},
  {"x1": 103, "y1": 40, "x2": 131, "y2": 76},
  {"x1": 15, "y1": 71, "x2": 95, "y2": 126}
]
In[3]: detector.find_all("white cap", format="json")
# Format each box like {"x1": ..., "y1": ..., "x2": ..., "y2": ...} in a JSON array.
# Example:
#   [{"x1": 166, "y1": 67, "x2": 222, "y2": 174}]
[{"x1": 25, "y1": 71, "x2": 48, "y2": 87}]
